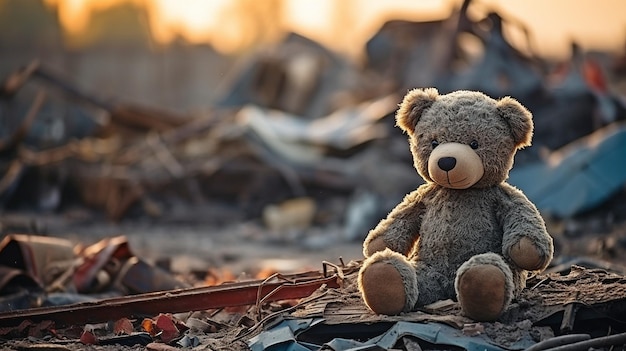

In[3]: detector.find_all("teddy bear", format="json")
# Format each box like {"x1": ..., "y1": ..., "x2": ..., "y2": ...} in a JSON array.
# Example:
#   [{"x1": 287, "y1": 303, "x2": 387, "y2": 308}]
[{"x1": 358, "y1": 88, "x2": 554, "y2": 321}]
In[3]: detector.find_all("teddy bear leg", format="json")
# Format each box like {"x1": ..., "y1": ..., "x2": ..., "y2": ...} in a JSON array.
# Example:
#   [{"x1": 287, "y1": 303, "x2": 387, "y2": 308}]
[
  {"x1": 358, "y1": 248, "x2": 418, "y2": 315},
  {"x1": 455, "y1": 253, "x2": 514, "y2": 322}
]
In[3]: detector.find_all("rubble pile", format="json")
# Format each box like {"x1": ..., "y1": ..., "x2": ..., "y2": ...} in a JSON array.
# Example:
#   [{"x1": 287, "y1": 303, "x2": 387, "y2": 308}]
[{"x1": 2, "y1": 254, "x2": 626, "y2": 351}]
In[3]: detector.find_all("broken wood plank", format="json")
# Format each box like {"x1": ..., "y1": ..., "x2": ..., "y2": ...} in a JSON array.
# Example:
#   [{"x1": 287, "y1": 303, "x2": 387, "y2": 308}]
[
  {"x1": 0, "y1": 159, "x2": 24, "y2": 197},
  {"x1": 0, "y1": 270, "x2": 344, "y2": 329},
  {"x1": 0, "y1": 90, "x2": 46, "y2": 153},
  {"x1": 0, "y1": 60, "x2": 40, "y2": 96},
  {"x1": 535, "y1": 265, "x2": 626, "y2": 306},
  {"x1": 559, "y1": 303, "x2": 578, "y2": 334}
]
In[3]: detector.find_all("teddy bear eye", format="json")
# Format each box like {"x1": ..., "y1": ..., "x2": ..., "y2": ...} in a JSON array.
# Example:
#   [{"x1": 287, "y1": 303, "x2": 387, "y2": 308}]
[
  {"x1": 469, "y1": 140, "x2": 479, "y2": 149},
  {"x1": 431, "y1": 140, "x2": 439, "y2": 149}
]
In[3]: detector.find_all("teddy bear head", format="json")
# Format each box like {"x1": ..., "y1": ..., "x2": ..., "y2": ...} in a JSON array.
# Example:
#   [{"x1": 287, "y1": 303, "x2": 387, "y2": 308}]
[{"x1": 396, "y1": 88, "x2": 533, "y2": 189}]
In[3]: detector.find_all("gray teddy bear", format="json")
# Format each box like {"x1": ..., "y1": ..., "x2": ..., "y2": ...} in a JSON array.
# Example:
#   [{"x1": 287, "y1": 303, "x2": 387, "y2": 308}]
[{"x1": 358, "y1": 88, "x2": 554, "y2": 321}]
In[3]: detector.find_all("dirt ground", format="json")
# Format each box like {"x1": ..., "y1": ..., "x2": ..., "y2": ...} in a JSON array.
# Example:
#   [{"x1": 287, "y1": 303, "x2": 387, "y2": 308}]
[
  {"x1": 0, "y1": 208, "x2": 365, "y2": 277},
  {"x1": 5, "y1": 199, "x2": 626, "y2": 278}
]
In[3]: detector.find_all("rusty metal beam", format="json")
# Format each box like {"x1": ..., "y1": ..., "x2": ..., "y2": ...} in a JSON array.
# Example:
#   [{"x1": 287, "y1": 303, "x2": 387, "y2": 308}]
[{"x1": 0, "y1": 271, "x2": 343, "y2": 328}]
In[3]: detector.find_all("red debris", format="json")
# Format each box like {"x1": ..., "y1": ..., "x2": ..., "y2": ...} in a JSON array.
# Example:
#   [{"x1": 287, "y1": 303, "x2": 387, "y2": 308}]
[
  {"x1": 155, "y1": 314, "x2": 180, "y2": 344},
  {"x1": 113, "y1": 317, "x2": 134, "y2": 335},
  {"x1": 73, "y1": 236, "x2": 132, "y2": 293},
  {"x1": 79, "y1": 329, "x2": 98, "y2": 345}
]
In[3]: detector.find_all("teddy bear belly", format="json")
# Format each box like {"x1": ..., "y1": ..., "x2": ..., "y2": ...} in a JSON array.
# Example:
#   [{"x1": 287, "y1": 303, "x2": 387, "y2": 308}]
[{"x1": 416, "y1": 208, "x2": 504, "y2": 273}]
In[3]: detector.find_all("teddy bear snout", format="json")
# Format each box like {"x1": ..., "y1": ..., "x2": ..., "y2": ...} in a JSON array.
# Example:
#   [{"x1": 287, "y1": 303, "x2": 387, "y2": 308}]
[
  {"x1": 437, "y1": 157, "x2": 457, "y2": 172},
  {"x1": 428, "y1": 142, "x2": 484, "y2": 189}
]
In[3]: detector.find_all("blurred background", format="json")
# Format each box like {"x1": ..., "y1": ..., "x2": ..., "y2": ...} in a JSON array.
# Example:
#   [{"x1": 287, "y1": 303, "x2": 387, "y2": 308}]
[{"x1": 1, "y1": 0, "x2": 626, "y2": 278}]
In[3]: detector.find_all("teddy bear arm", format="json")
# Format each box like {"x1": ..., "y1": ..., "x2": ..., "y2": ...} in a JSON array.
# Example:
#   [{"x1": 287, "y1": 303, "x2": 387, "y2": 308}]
[
  {"x1": 363, "y1": 218, "x2": 420, "y2": 257},
  {"x1": 363, "y1": 190, "x2": 425, "y2": 257},
  {"x1": 499, "y1": 188, "x2": 554, "y2": 271}
]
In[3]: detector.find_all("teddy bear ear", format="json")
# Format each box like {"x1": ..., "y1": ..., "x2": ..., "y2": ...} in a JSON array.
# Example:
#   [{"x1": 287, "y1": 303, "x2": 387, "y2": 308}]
[
  {"x1": 396, "y1": 88, "x2": 439, "y2": 134},
  {"x1": 496, "y1": 96, "x2": 533, "y2": 148}
]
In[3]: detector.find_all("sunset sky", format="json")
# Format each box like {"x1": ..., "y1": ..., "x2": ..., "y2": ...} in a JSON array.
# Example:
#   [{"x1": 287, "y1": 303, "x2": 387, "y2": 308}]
[{"x1": 41, "y1": 0, "x2": 626, "y2": 59}]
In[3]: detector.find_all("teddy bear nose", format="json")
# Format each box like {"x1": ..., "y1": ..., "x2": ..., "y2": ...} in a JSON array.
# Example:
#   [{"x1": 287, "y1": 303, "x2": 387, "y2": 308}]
[{"x1": 438, "y1": 157, "x2": 456, "y2": 172}]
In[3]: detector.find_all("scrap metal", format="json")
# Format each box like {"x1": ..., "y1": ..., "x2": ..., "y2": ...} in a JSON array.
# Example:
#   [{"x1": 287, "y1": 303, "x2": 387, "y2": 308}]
[{"x1": 0, "y1": 267, "x2": 352, "y2": 329}]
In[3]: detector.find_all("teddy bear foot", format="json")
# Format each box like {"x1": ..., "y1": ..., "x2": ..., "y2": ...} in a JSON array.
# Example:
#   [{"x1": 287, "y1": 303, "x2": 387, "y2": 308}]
[
  {"x1": 456, "y1": 264, "x2": 506, "y2": 321},
  {"x1": 359, "y1": 261, "x2": 407, "y2": 315}
]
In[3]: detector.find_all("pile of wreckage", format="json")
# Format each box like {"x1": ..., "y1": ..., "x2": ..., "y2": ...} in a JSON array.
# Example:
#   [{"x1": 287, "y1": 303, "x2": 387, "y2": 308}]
[
  {"x1": 0, "y1": 4, "x2": 625, "y2": 226},
  {"x1": 2, "y1": 0, "x2": 626, "y2": 350},
  {"x1": 1, "y1": 233, "x2": 626, "y2": 350}
]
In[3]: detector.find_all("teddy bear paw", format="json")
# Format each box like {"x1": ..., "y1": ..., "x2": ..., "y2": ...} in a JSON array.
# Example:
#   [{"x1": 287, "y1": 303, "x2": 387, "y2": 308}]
[
  {"x1": 457, "y1": 264, "x2": 506, "y2": 321},
  {"x1": 364, "y1": 236, "x2": 389, "y2": 257},
  {"x1": 359, "y1": 261, "x2": 407, "y2": 315},
  {"x1": 509, "y1": 237, "x2": 548, "y2": 271}
]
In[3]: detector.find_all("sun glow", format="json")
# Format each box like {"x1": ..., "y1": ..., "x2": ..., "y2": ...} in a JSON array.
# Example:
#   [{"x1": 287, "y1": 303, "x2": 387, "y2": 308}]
[
  {"x1": 43, "y1": 0, "x2": 262, "y2": 52},
  {"x1": 147, "y1": 0, "x2": 227, "y2": 45},
  {"x1": 41, "y1": 0, "x2": 626, "y2": 58},
  {"x1": 44, "y1": 0, "x2": 129, "y2": 36},
  {"x1": 42, "y1": 0, "x2": 453, "y2": 55}
]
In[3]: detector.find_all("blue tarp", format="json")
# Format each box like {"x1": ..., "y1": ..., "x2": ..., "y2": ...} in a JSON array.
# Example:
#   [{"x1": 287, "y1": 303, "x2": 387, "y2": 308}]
[
  {"x1": 510, "y1": 123, "x2": 626, "y2": 218},
  {"x1": 249, "y1": 319, "x2": 512, "y2": 351}
]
